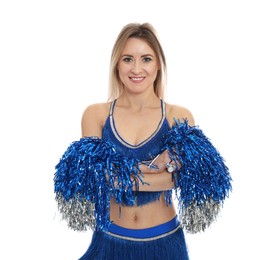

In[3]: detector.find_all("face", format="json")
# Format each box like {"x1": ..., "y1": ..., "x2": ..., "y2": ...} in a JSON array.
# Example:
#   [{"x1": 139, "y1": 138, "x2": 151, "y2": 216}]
[{"x1": 118, "y1": 37, "x2": 159, "y2": 95}]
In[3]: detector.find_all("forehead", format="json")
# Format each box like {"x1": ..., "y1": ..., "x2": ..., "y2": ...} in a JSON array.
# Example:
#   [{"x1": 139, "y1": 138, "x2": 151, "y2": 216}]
[{"x1": 122, "y1": 37, "x2": 155, "y2": 56}]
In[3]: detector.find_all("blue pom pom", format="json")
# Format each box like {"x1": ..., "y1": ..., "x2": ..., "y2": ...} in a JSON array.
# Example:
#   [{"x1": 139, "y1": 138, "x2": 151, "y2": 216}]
[
  {"x1": 164, "y1": 120, "x2": 232, "y2": 232},
  {"x1": 54, "y1": 137, "x2": 143, "y2": 231}
]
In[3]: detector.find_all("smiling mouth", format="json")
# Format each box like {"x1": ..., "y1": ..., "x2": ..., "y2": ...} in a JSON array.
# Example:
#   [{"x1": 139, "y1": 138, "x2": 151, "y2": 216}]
[{"x1": 129, "y1": 77, "x2": 145, "y2": 83}]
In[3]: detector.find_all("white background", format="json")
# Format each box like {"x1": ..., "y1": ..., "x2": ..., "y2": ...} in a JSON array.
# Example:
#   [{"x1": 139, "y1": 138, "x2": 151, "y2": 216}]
[{"x1": 1, "y1": 0, "x2": 278, "y2": 259}]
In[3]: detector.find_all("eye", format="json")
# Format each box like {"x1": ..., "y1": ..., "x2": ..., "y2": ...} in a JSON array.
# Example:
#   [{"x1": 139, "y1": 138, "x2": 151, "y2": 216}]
[
  {"x1": 143, "y1": 57, "x2": 152, "y2": 62},
  {"x1": 123, "y1": 57, "x2": 133, "y2": 63}
]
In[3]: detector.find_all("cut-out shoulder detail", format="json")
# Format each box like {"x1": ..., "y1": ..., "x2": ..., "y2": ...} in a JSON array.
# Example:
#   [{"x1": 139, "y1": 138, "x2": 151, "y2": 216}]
[{"x1": 165, "y1": 103, "x2": 195, "y2": 127}]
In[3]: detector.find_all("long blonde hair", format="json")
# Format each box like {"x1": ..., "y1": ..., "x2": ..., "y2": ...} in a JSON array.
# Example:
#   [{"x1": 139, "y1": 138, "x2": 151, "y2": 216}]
[{"x1": 108, "y1": 23, "x2": 167, "y2": 101}]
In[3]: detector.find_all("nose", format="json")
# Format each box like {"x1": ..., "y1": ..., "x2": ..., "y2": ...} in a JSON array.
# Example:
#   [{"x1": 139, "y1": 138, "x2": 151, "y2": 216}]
[{"x1": 131, "y1": 60, "x2": 142, "y2": 74}]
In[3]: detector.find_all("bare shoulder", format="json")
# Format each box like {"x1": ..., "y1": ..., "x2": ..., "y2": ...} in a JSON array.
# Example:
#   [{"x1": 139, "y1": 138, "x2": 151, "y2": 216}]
[
  {"x1": 165, "y1": 103, "x2": 195, "y2": 127},
  {"x1": 81, "y1": 102, "x2": 111, "y2": 138},
  {"x1": 82, "y1": 102, "x2": 110, "y2": 121}
]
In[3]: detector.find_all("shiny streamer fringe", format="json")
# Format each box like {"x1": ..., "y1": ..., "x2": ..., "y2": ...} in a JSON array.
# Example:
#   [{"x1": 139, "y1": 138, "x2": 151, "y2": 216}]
[
  {"x1": 179, "y1": 199, "x2": 222, "y2": 234},
  {"x1": 164, "y1": 120, "x2": 232, "y2": 233},
  {"x1": 55, "y1": 192, "x2": 95, "y2": 231},
  {"x1": 54, "y1": 120, "x2": 232, "y2": 233},
  {"x1": 54, "y1": 137, "x2": 143, "y2": 231}
]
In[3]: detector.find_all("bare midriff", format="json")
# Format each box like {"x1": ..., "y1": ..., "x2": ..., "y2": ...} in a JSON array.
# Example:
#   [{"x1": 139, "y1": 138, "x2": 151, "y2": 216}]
[{"x1": 110, "y1": 193, "x2": 176, "y2": 229}]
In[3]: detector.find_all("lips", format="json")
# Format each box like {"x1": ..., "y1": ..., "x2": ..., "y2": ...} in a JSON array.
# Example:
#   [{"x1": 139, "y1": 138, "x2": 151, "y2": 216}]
[{"x1": 129, "y1": 77, "x2": 145, "y2": 83}]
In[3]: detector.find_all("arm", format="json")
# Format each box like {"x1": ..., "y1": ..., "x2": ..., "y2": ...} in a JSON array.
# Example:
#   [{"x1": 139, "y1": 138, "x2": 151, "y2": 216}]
[
  {"x1": 138, "y1": 105, "x2": 195, "y2": 175},
  {"x1": 136, "y1": 171, "x2": 175, "y2": 191},
  {"x1": 139, "y1": 150, "x2": 170, "y2": 174},
  {"x1": 54, "y1": 103, "x2": 113, "y2": 231},
  {"x1": 163, "y1": 106, "x2": 232, "y2": 233},
  {"x1": 81, "y1": 103, "x2": 108, "y2": 138},
  {"x1": 167, "y1": 104, "x2": 195, "y2": 127},
  {"x1": 132, "y1": 150, "x2": 175, "y2": 191},
  {"x1": 134, "y1": 105, "x2": 194, "y2": 192}
]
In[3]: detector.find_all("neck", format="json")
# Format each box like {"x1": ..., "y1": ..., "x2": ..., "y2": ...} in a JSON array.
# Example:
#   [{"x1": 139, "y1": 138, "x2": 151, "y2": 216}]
[{"x1": 117, "y1": 91, "x2": 160, "y2": 110}]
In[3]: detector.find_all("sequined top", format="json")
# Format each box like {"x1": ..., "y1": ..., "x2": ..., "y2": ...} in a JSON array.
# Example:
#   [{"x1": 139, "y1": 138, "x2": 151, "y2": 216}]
[{"x1": 102, "y1": 99, "x2": 172, "y2": 206}]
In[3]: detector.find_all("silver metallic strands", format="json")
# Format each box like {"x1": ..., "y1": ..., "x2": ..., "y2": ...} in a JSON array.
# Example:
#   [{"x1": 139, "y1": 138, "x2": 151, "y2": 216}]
[
  {"x1": 179, "y1": 199, "x2": 222, "y2": 234},
  {"x1": 55, "y1": 193, "x2": 96, "y2": 231}
]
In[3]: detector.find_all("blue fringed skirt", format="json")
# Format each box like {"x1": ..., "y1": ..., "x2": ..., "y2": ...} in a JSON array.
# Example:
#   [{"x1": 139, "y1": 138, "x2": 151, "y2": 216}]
[{"x1": 79, "y1": 217, "x2": 189, "y2": 260}]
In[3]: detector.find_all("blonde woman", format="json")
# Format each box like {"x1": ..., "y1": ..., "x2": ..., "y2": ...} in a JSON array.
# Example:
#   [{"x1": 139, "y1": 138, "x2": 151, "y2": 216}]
[{"x1": 55, "y1": 23, "x2": 232, "y2": 259}]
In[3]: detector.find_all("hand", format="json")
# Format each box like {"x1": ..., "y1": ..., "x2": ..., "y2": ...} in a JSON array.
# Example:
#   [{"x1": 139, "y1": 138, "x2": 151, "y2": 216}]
[{"x1": 139, "y1": 150, "x2": 171, "y2": 174}]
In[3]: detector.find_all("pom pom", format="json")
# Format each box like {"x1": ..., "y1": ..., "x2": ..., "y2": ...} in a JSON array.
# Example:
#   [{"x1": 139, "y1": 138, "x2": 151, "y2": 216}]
[
  {"x1": 164, "y1": 120, "x2": 232, "y2": 233},
  {"x1": 55, "y1": 193, "x2": 95, "y2": 231},
  {"x1": 179, "y1": 199, "x2": 222, "y2": 233},
  {"x1": 54, "y1": 137, "x2": 143, "y2": 231}
]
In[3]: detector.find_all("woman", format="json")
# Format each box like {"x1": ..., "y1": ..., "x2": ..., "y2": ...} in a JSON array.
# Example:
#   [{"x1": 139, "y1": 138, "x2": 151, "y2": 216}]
[{"x1": 54, "y1": 23, "x2": 232, "y2": 259}]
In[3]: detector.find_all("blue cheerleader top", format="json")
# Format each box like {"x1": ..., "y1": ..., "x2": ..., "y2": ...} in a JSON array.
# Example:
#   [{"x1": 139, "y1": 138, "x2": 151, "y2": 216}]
[{"x1": 102, "y1": 99, "x2": 172, "y2": 206}]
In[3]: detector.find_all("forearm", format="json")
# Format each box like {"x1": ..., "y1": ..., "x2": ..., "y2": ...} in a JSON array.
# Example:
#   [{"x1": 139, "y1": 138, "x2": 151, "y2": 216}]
[
  {"x1": 136, "y1": 171, "x2": 175, "y2": 191},
  {"x1": 138, "y1": 150, "x2": 172, "y2": 175}
]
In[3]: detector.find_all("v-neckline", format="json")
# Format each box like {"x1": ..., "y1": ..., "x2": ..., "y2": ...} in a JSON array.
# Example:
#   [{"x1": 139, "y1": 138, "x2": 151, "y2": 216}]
[{"x1": 109, "y1": 99, "x2": 166, "y2": 149}]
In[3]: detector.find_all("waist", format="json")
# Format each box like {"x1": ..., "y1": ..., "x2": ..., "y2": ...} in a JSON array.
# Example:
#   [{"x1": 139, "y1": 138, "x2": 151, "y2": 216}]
[
  {"x1": 110, "y1": 196, "x2": 176, "y2": 227},
  {"x1": 107, "y1": 216, "x2": 180, "y2": 240}
]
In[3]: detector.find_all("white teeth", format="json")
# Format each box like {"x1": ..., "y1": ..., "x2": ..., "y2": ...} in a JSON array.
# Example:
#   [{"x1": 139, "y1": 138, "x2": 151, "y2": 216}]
[{"x1": 131, "y1": 77, "x2": 143, "y2": 81}]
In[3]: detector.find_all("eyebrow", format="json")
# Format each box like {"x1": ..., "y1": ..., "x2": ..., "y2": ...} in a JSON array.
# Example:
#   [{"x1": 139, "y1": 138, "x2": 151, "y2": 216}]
[{"x1": 121, "y1": 54, "x2": 154, "y2": 58}]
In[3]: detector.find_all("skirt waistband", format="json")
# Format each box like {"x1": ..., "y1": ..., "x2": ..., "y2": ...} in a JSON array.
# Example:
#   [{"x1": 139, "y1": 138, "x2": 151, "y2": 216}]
[{"x1": 107, "y1": 216, "x2": 180, "y2": 241}]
